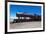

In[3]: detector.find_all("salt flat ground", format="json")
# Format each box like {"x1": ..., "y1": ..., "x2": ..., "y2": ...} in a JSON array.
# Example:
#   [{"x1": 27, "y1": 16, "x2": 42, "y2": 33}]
[{"x1": 10, "y1": 21, "x2": 41, "y2": 29}]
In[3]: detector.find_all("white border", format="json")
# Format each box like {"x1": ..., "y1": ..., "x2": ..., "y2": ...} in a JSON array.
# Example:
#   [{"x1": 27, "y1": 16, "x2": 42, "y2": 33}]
[{"x1": 7, "y1": 2, "x2": 43, "y2": 32}]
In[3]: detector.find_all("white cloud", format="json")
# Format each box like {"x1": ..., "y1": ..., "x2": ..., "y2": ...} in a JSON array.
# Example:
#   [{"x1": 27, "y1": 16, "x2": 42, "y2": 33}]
[
  {"x1": 9, "y1": 16, "x2": 18, "y2": 22},
  {"x1": 10, "y1": 16, "x2": 18, "y2": 19}
]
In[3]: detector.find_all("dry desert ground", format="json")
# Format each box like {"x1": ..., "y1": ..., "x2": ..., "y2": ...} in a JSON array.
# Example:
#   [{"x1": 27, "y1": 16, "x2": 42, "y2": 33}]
[{"x1": 10, "y1": 21, "x2": 41, "y2": 29}]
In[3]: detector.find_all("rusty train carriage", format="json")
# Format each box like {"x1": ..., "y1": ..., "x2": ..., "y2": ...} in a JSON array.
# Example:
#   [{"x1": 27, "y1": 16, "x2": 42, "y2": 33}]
[{"x1": 12, "y1": 12, "x2": 41, "y2": 23}]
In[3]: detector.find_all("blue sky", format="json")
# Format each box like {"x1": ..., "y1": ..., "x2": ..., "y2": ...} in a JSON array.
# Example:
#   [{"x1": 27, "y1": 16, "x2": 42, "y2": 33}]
[{"x1": 10, "y1": 5, "x2": 41, "y2": 17}]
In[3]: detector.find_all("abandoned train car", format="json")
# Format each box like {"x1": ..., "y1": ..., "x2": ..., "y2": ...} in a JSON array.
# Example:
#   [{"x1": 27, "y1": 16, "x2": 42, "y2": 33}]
[{"x1": 12, "y1": 12, "x2": 41, "y2": 23}]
